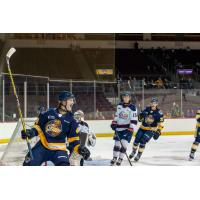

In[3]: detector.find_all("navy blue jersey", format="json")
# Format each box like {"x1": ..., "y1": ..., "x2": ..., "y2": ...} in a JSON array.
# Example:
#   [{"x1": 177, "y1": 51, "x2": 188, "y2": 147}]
[
  {"x1": 139, "y1": 106, "x2": 164, "y2": 130},
  {"x1": 33, "y1": 108, "x2": 80, "y2": 152}
]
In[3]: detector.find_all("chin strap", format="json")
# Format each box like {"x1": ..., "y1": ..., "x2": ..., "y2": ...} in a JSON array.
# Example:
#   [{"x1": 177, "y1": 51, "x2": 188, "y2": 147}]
[{"x1": 123, "y1": 102, "x2": 130, "y2": 107}]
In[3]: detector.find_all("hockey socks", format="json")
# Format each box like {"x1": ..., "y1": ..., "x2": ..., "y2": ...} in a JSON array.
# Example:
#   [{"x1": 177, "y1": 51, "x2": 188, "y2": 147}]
[
  {"x1": 189, "y1": 142, "x2": 199, "y2": 160},
  {"x1": 129, "y1": 144, "x2": 138, "y2": 159}
]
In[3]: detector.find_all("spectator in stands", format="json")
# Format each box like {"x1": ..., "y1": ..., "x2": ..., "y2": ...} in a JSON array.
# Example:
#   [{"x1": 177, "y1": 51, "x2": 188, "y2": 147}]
[
  {"x1": 147, "y1": 65, "x2": 151, "y2": 73},
  {"x1": 150, "y1": 79, "x2": 156, "y2": 88},
  {"x1": 186, "y1": 109, "x2": 192, "y2": 118},
  {"x1": 155, "y1": 77, "x2": 164, "y2": 89},
  {"x1": 99, "y1": 112, "x2": 105, "y2": 120},
  {"x1": 191, "y1": 109, "x2": 195, "y2": 117},
  {"x1": 188, "y1": 77, "x2": 193, "y2": 89},
  {"x1": 171, "y1": 102, "x2": 181, "y2": 118},
  {"x1": 164, "y1": 112, "x2": 171, "y2": 119},
  {"x1": 161, "y1": 65, "x2": 167, "y2": 74},
  {"x1": 164, "y1": 78, "x2": 171, "y2": 89},
  {"x1": 180, "y1": 77, "x2": 186, "y2": 89}
]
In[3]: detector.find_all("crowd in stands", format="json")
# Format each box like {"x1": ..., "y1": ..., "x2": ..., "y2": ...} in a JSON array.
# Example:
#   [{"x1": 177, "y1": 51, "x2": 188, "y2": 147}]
[
  {"x1": 164, "y1": 102, "x2": 196, "y2": 119},
  {"x1": 117, "y1": 48, "x2": 200, "y2": 88},
  {"x1": 121, "y1": 75, "x2": 194, "y2": 90}
]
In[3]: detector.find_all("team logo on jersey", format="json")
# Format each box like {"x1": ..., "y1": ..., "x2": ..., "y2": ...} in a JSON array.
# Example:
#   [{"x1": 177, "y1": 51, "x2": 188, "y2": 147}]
[
  {"x1": 45, "y1": 119, "x2": 62, "y2": 137},
  {"x1": 119, "y1": 111, "x2": 129, "y2": 119},
  {"x1": 145, "y1": 115, "x2": 155, "y2": 125}
]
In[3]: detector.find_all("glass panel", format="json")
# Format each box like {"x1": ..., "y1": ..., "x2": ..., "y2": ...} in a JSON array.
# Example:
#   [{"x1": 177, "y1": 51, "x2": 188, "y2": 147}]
[
  {"x1": 26, "y1": 76, "x2": 48, "y2": 118},
  {"x1": 72, "y1": 81, "x2": 95, "y2": 120},
  {"x1": 0, "y1": 74, "x2": 3, "y2": 121},
  {"x1": 96, "y1": 82, "x2": 117, "y2": 120},
  {"x1": 182, "y1": 88, "x2": 200, "y2": 118},
  {"x1": 120, "y1": 79, "x2": 143, "y2": 112},
  {"x1": 49, "y1": 81, "x2": 71, "y2": 108},
  {"x1": 4, "y1": 74, "x2": 25, "y2": 122}
]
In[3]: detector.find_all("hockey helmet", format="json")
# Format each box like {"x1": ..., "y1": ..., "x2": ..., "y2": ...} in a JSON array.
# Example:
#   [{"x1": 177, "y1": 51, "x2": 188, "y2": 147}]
[
  {"x1": 151, "y1": 97, "x2": 158, "y2": 104},
  {"x1": 120, "y1": 91, "x2": 131, "y2": 102},
  {"x1": 59, "y1": 91, "x2": 75, "y2": 101}
]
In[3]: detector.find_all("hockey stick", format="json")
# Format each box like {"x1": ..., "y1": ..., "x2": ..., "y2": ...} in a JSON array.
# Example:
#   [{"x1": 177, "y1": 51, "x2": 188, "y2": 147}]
[
  {"x1": 115, "y1": 131, "x2": 133, "y2": 166},
  {"x1": 6, "y1": 47, "x2": 34, "y2": 160}
]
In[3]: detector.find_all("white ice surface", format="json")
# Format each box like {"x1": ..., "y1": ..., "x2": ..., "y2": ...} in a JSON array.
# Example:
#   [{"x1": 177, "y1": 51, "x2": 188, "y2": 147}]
[
  {"x1": 1, "y1": 136, "x2": 200, "y2": 166},
  {"x1": 84, "y1": 135, "x2": 200, "y2": 166}
]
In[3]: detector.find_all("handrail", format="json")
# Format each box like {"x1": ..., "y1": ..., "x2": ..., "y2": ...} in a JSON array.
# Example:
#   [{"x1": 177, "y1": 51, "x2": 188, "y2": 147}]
[{"x1": 1, "y1": 72, "x2": 117, "y2": 83}]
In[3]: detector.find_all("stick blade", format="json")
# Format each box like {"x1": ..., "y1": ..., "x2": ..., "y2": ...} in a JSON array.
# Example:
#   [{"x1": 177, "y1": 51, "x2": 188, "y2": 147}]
[{"x1": 6, "y1": 47, "x2": 16, "y2": 59}]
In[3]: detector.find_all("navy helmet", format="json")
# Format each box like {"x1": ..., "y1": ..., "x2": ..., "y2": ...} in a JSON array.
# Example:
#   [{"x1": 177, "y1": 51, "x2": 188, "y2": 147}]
[
  {"x1": 120, "y1": 91, "x2": 131, "y2": 102},
  {"x1": 151, "y1": 97, "x2": 158, "y2": 103},
  {"x1": 59, "y1": 91, "x2": 75, "y2": 101}
]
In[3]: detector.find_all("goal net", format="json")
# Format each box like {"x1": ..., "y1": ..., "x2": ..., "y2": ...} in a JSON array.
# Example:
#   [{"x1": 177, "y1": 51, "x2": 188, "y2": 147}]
[{"x1": 0, "y1": 118, "x2": 38, "y2": 166}]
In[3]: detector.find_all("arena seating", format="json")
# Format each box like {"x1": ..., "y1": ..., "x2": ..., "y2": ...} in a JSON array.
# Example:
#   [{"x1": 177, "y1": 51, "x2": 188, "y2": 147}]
[
  {"x1": 3, "y1": 48, "x2": 115, "y2": 80},
  {"x1": 116, "y1": 49, "x2": 200, "y2": 83}
]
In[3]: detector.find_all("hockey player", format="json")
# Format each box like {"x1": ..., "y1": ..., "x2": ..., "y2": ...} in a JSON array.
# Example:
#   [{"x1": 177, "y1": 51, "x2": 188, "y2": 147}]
[
  {"x1": 110, "y1": 91, "x2": 138, "y2": 166},
  {"x1": 189, "y1": 108, "x2": 200, "y2": 161},
  {"x1": 69, "y1": 110, "x2": 96, "y2": 166},
  {"x1": 21, "y1": 91, "x2": 90, "y2": 166},
  {"x1": 129, "y1": 97, "x2": 164, "y2": 162}
]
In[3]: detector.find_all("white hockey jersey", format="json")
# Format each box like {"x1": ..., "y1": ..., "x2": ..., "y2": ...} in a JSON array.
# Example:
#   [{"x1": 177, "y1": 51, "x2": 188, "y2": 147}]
[{"x1": 112, "y1": 103, "x2": 138, "y2": 132}]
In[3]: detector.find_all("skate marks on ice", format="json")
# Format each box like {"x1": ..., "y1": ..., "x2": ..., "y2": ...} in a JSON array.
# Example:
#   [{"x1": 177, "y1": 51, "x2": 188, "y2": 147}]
[
  {"x1": 91, "y1": 136, "x2": 200, "y2": 166},
  {"x1": 84, "y1": 156, "x2": 111, "y2": 166},
  {"x1": 131, "y1": 156, "x2": 200, "y2": 166}
]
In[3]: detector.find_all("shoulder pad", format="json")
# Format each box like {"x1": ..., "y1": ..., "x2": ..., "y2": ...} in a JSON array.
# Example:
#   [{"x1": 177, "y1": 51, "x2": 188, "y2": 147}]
[
  {"x1": 128, "y1": 104, "x2": 137, "y2": 111},
  {"x1": 158, "y1": 109, "x2": 163, "y2": 116},
  {"x1": 144, "y1": 107, "x2": 150, "y2": 111},
  {"x1": 82, "y1": 121, "x2": 89, "y2": 127},
  {"x1": 47, "y1": 107, "x2": 56, "y2": 112},
  {"x1": 39, "y1": 108, "x2": 52, "y2": 115},
  {"x1": 117, "y1": 104, "x2": 123, "y2": 108}
]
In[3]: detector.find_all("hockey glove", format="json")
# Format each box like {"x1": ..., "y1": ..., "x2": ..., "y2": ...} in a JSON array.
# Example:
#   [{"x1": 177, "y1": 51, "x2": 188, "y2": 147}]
[
  {"x1": 153, "y1": 130, "x2": 161, "y2": 140},
  {"x1": 87, "y1": 133, "x2": 96, "y2": 147},
  {"x1": 78, "y1": 145, "x2": 91, "y2": 160},
  {"x1": 126, "y1": 128, "x2": 134, "y2": 135},
  {"x1": 197, "y1": 127, "x2": 200, "y2": 136},
  {"x1": 138, "y1": 114, "x2": 144, "y2": 122},
  {"x1": 21, "y1": 129, "x2": 36, "y2": 140},
  {"x1": 111, "y1": 121, "x2": 117, "y2": 131}
]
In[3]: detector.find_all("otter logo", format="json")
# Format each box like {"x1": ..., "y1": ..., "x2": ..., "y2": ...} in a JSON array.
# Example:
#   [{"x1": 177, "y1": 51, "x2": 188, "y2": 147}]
[
  {"x1": 119, "y1": 111, "x2": 129, "y2": 119},
  {"x1": 145, "y1": 115, "x2": 155, "y2": 125},
  {"x1": 45, "y1": 119, "x2": 62, "y2": 137}
]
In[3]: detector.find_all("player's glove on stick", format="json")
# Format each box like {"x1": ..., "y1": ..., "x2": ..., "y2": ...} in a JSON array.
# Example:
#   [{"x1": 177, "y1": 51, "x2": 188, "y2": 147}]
[
  {"x1": 127, "y1": 128, "x2": 133, "y2": 135},
  {"x1": 153, "y1": 129, "x2": 161, "y2": 140},
  {"x1": 78, "y1": 145, "x2": 91, "y2": 160},
  {"x1": 21, "y1": 129, "x2": 36, "y2": 140},
  {"x1": 111, "y1": 121, "x2": 117, "y2": 131}
]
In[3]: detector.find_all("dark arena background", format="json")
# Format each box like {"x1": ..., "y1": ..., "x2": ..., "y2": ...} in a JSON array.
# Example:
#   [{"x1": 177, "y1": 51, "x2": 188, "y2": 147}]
[
  {"x1": 0, "y1": 33, "x2": 200, "y2": 166},
  {"x1": 0, "y1": 33, "x2": 200, "y2": 121}
]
